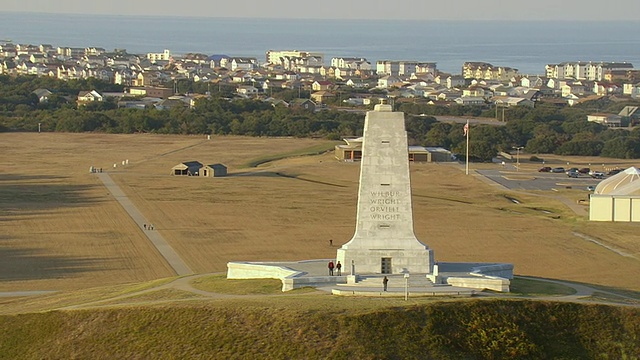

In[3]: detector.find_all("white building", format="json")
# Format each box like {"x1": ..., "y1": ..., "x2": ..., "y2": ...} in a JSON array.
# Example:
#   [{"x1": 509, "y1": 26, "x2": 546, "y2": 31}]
[
  {"x1": 265, "y1": 50, "x2": 324, "y2": 66},
  {"x1": 147, "y1": 49, "x2": 171, "y2": 62},
  {"x1": 590, "y1": 167, "x2": 640, "y2": 222}
]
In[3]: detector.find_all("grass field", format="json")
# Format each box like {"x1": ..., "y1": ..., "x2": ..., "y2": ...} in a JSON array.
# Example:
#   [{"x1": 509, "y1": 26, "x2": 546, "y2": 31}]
[{"x1": 1, "y1": 132, "x2": 640, "y2": 300}]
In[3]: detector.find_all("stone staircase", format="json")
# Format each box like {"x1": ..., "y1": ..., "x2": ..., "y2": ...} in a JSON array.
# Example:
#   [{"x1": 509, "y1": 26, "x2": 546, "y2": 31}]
[
  {"x1": 345, "y1": 274, "x2": 434, "y2": 289},
  {"x1": 331, "y1": 273, "x2": 476, "y2": 297}
]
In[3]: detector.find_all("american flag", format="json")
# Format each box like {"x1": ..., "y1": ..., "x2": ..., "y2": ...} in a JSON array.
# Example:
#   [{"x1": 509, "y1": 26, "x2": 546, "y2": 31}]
[{"x1": 463, "y1": 122, "x2": 469, "y2": 136}]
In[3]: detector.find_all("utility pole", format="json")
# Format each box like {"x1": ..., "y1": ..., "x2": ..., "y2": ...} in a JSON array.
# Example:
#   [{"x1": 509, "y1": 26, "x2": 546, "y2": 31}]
[{"x1": 514, "y1": 146, "x2": 523, "y2": 171}]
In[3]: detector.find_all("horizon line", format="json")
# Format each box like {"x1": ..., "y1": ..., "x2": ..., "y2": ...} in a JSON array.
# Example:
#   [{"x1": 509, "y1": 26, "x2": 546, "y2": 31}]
[{"x1": 1, "y1": 11, "x2": 638, "y2": 22}]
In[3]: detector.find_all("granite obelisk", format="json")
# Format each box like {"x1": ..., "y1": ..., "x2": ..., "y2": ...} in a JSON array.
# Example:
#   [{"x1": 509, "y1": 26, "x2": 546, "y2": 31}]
[{"x1": 336, "y1": 103, "x2": 434, "y2": 274}]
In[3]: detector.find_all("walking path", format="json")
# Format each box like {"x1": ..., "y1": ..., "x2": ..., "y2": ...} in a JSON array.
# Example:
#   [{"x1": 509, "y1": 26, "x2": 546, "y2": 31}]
[
  {"x1": 56, "y1": 272, "x2": 639, "y2": 311},
  {"x1": 97, "y1": 172, "x2": 193, "y2": 276}
]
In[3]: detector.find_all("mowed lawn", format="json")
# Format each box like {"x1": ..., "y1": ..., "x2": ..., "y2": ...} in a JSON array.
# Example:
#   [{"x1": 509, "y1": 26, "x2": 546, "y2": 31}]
[{"x1": 1, "y1": 132, "x2": 640, "y2": 293}]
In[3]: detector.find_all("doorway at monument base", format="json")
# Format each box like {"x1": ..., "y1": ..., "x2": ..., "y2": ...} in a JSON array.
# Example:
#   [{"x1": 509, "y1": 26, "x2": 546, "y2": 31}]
[{"x1": 336, "y1": 247, "x2": 434, "y2": 275}]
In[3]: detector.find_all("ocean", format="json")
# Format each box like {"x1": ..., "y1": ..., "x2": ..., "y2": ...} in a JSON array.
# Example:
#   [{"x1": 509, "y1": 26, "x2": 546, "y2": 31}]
[{"x1": 0, "y1": 12, "x2": 639, "y2": 75}]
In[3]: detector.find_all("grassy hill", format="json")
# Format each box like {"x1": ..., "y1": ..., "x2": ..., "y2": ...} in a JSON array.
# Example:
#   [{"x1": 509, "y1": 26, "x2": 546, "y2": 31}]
[
  {"x1": 1, "y1": 299, "x2": 638, "y2": 359},
  {"x1": 2, "y1": 133, "x2": 640, "y2": 358}
]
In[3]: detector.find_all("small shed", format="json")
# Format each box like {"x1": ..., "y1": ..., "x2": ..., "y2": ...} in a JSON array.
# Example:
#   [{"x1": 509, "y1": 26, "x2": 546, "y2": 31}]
[
  {"x1": 172, "y1": 161, "x2": 203, "y2": 176},
  {"x1": 201, "y1": 163, "x2": 227, "y2": 177}
]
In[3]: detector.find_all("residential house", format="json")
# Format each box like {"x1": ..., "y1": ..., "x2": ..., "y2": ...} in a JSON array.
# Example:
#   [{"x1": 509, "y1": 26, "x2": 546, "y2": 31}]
[
  {"x1": 493, "y1": 96, "x2": 534, "y2": 108},
  {"x1": 462, "y1": 86, "x2": 489, "y2": 98},
  {"x1": 237, "y1": 85, "x2": 259, "y2": 95},
  {"x1": 29, "y1": 54, "x2": 47, "y2": 64},
  {"x1": 310, "y1": 91, "x2": 335, "y2": 104},
  {"x1": 593, "y1": 82, "x2": 620, "y2": 96},
  {"x1": 618, "y1": 106, "x2": 639, "y2": 121},
  {"x1": 290, "y1": 99, "x2": 317, "y2": 112},
  {"x1": 587, "y1": 113, "x2": 622, "y2": 127},
  {"x1": 440, "y1": 75, "x2": 465, "y2": 89},
  {"x1": 623, "y1": 83, "x2": 640, "y2": 98},
  {"x1": 155, "y1": 98, "x2": 188, "y2": 111},
  {"x1": 266, "y1": 50, "x2": 324, "y2": 66},
  {"x1": 343, "y1": 96, "x2": 372, "y2": 106},
  {"x1": 57, "y1": 47, "x2": 85, "y2": 58},
  {"x1": 208, "y1": 54, "x2": 231, "y2": 69},
  {"x1": 77, "y1": 90, "x2": 104, "y2": 105},
  {"x1": 312, "y1": 80, "x2": 333, "y2": 91},
  {"x1": 32, "y1": 88, "x2": 53, "y2": 103},
  {"x1": 85, "y1": 47, "x2": 106, "y2": 55},
  {"x1": 345, "y1": 78, "x2": 372, "y2": 89},
  {"x1": 228, "y1": 57, "x2": 258, "y2": 71},
  {"x1": 563, "y1": 93, "x2": 581, "y2": 106},
  {"x1": 561, "y1": 82, "x2": 586, "y2": 97},
  {"x1": 331, "y1": 57, "x2": 370, "y2": 70},
  {"x1": 377, "y1": 75, "x2": 403, "y2": 89},
  {"x1": 455, "y1": 97, "x2": 486, "y2": 106},
  {"x1": 145, "y1": 87, "x2": 174, "y2": 99},
  {"x1": 414, "y1": 63, "x2": 437, "y2": 78}
]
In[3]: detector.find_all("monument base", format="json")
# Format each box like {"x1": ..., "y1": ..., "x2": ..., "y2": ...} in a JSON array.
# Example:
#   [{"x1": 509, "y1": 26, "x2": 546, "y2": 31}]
[{"x1": 337, "y1": 247, "x2": 434, "y2": 275}]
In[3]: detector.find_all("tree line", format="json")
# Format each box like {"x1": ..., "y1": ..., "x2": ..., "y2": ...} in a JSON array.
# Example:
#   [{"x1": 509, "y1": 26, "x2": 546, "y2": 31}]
[{"x1": 2, "y1": 75, "x2": 640, "y2": 160}]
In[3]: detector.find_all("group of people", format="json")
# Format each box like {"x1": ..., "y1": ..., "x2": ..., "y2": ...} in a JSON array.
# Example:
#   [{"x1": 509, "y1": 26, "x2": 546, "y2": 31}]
[
  {"x1": 143, "y1": 223, "x2": 154, "y2": 230},
  {"x1": 327, "y1": 260, "x2": 342, "y2": 276},
  {"x1": 327, "y1": 261, "x2": 390, "y2": 291}
]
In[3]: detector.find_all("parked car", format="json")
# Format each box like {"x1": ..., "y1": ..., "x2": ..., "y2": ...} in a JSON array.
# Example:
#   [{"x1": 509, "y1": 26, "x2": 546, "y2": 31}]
[
  {"x1": 590, "y1": 171, "x2": 605, "y2": 179},
  {"x1": 607, "y1": 168, "x2": 622, "y2": 176},
  {"x1": 567, "y1": 170, "x2": 579, "y2": 178},
  {"x1": 551, "y1": 167, "x2": 565, "y2": 173},
  {"x1": 578, "y1": 167, "x2": 590, "y2": 174},
  {"x1": 566, "y1": 167, "x2": 579, "y2": 174},
  {"x1": 587, "y1": 185, "x2": 596, "y2": 191},
  {"x1": 538, "y1": 166, "x2": 551, "y2": 172}
]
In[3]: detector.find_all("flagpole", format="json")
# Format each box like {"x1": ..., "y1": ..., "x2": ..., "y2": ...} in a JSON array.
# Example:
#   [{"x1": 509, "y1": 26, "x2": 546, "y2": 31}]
[{"x1": 465, "y1": 119, "x2": 469, "y2": 175}]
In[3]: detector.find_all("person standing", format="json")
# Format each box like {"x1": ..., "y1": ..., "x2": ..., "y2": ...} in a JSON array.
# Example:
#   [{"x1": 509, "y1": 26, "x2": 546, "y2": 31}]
[
  {"x1": 383, "y1": 276, "x2": 389, "y2": 291},
  {"x1": 336, "y1": 261, "x2": 342, "y2": 276},
  {"x1": 328, "y1": 261, "x2": 335, "y2": 276}
]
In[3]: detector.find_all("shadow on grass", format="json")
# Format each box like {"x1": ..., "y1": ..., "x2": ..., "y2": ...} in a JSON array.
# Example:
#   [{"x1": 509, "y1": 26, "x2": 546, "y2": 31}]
[
  {"x1": 0, "y1": 174, "x2": 102, "y2": 217},
  {"x1": 0, "y1": 247, "x2": 105, "y2": 282},
  {"x1": 0, "y1": 174, "x2": 68, "y2": 182},
  {"x1": 228, "y1": 170, "x2": 348, "y2": 187}
]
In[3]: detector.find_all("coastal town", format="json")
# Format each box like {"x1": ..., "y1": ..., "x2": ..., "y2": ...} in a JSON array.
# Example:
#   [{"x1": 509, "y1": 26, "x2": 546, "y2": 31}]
[{"x1": 1, "y1": 42, "x2": 639, "y2": 126}]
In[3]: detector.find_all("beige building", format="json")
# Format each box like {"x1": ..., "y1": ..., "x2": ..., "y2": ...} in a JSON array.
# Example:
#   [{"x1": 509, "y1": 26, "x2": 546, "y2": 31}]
[
  {"x1": 589, "y1": 167, "x2": 640, "y2": 222},
  {"x1": 335, "y1": 138, "x2": 453, "y2": 163},
  {"x1": 171, "y1": 161, "x2": 203, "y2": 176},
  {"x1": 201, "y1": 164, "x2": 227, "y2": 177}
]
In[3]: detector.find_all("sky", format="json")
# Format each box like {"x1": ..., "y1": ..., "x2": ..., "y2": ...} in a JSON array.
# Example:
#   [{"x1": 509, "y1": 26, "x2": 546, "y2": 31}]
[{"x1": 4, "y1": 0, "x2": 640, "y2": 21}]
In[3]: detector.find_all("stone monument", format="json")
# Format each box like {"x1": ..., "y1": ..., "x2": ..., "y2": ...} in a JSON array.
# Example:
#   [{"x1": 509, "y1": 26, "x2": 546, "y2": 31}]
[{"x1": 336, "y1": 103, "x2": 434, "y2": 274}]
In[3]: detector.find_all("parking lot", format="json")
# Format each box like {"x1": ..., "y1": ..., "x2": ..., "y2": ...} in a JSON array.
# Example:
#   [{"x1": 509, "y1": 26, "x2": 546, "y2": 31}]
[{"x1": 476, "y1": 168, "x2": 602, "y2": 192}]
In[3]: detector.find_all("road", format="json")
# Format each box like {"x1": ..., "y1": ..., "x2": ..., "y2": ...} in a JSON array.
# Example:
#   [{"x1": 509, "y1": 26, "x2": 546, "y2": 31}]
[{"x1": 433, "y1": 115, "x2": 507, "y2": 126}]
